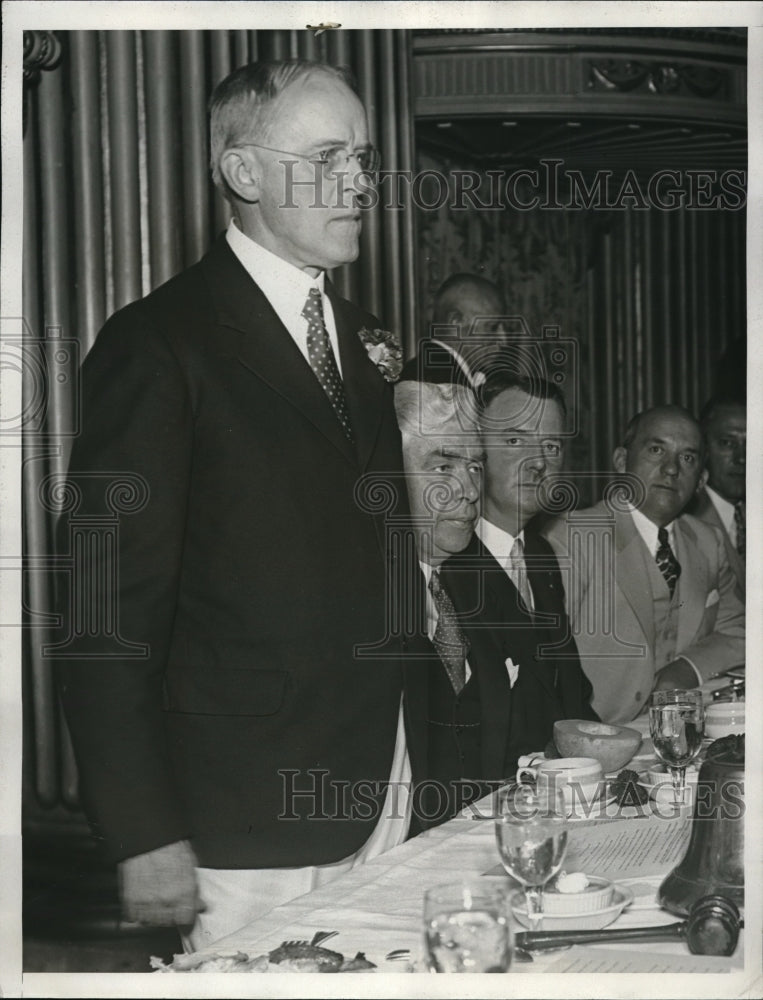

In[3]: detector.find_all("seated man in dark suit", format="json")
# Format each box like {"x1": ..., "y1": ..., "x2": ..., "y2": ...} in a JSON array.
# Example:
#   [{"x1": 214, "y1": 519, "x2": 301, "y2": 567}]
[
  {"x1": 396, "y1": 375, "x2": 594, "y2": 829},
  {"x1": 400, "y1": 273, "x2": 508, "y2": 387},
  {"x1": 470, "y1": 371, "x2": 597, "y2": 762},
  {"x1": 687, "y1": 395, "x2": 745, "y2": 601}
]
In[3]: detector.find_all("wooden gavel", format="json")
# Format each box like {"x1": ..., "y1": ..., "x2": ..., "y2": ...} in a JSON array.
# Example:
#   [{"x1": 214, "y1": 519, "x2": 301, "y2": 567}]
[{"x1": 516, "y1": 894, "x2": 741, "y2": 956}]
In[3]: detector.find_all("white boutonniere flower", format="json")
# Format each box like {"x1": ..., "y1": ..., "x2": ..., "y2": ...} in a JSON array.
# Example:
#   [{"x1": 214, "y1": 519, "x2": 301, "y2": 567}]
[{"x1": 357, "y1": 327, "x2": 404, "y2": 383}]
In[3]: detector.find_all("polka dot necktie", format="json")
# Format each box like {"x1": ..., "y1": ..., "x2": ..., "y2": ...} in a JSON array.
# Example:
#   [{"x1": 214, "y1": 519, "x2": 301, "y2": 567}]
[
  {"x1": 301, "y1": 287, "x2": 354, "y2": 444},
  {"x1": 734, "y1": 500, "x2": 745, "y2": 556},
  {"x1": 655, "y1": 527, "x2": 682, "y2": 598},
  {"x1": 429, "y1": 568, "x2": 469, "y2": 694}
]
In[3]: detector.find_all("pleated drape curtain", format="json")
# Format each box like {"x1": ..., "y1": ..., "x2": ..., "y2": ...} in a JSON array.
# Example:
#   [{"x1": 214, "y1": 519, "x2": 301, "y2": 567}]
[{"x1": 23, "y1": 28, "x2": 417, "y2": 812}]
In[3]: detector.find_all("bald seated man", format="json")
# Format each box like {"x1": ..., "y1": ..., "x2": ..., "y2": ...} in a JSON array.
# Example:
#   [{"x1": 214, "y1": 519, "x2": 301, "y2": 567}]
[{"x1": 544, "y1": 405, "x2": 744, "y2": 724}]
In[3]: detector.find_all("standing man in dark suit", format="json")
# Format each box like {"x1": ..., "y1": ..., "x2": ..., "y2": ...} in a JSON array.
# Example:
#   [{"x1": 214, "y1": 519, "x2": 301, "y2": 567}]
[
  {"x1": 57, "y1": 60, "x2": 413, "y2": 950},
  {"x1": 688, "y1": 395, "x2": 746, "y2": 601}
]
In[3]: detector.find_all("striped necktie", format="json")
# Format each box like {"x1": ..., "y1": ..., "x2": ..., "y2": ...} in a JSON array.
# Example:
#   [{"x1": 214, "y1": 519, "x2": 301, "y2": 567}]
[
  {"x1": 509, "y1": 536, "x2": 534, "y2": 612},
  {"x1": 301, "y1": 287, "x2": 354, "y2": 443},
  {"x1": 655, "y1": 527, "x2": 681, "y2": 598},
  {"x1": 429, "y1": 569, "x2": 469, "y2": 694}
]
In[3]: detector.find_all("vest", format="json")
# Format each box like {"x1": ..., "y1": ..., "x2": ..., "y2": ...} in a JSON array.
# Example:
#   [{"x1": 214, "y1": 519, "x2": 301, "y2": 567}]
[
  {"x1": 644, "y1": 548, "x2": 681, "y2": 669},
  {"x1": 419, "y1": 658, "x2": 483, "y2": 828}
]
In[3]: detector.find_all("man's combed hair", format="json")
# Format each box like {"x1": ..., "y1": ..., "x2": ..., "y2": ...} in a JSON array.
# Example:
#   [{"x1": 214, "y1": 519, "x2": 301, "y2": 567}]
[
  {"x1": 394, "y1": 381, "x2": 477, "y2": 438},
  {"x1": 208, "y1": 59, "x2": 356, "y2": 197},
  {"x1": 479, "y1": 368, "x2": 567, "y2": 420}
]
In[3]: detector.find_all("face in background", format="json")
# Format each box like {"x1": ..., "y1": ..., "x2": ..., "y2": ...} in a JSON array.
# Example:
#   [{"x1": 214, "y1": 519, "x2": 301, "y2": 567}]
[
  {"x1": 403, "y1": 422, "x2": 484, "y2": 567},
  {"x1": 223, "y1": 73, "x2": 369, "y2": 275},
  {"x1": 614, "y1": 407, "x2": 707, "y2": 527},
  {"x1": 437, "y1": 283, "x2": 508, "y2": 369},
  {"x1": 704, "y1": 403, "x2": 746, "y2": 503},
  {"x1": 481, "y1": 387, "x2": 565, "y2": 534}
]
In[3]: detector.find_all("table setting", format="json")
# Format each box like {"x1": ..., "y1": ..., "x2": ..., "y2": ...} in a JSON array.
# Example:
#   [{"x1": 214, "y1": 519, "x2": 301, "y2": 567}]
[{"x1": 152, "y1": 673, "x2": 746, "y2": 976}]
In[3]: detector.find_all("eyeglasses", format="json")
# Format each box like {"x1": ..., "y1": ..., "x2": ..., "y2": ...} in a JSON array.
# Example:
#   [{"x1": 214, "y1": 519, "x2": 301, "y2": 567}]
[{"x1": 239, "y1": 141, "x2": 381, "y2": 176}]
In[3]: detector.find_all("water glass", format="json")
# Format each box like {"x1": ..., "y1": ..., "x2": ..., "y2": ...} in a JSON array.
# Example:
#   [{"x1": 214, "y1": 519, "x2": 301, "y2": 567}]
[
  {"x1": 423, "y1": 881, "x2": 513, "y2": 972},
  {"x1": 494, "y1": 784, "x2": 568, "y2": 930},
  {"x1": 650, "y1": 688, "x2": 705, "y2": 806}
]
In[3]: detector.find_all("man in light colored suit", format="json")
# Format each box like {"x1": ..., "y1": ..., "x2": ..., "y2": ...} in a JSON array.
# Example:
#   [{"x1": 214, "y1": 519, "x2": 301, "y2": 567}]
[
  {"x1": 688, "y1": 395, "x2": 745, "y2": 601},
  {"x1": 545, "y1": 405, "x2": 745, "y2": 725}
]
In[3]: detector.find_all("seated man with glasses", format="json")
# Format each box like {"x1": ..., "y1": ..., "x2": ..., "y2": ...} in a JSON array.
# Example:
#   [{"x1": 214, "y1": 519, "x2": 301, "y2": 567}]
[{"x1": 57, "y1": 58, "x2": 415, "y2": 951}]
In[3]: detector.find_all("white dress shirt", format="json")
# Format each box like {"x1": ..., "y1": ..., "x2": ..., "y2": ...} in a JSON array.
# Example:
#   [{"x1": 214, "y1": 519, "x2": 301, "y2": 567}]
[
  {"x1": 226, "y1": 219, "x2": 343, "y2": 375},
  {"x1": 475, "y1": 517, "x2": 534, "y2": 611},
  {"x1": 629, "y1": 504, "x2": 677, "y2": 556},
  {"x1": 705, "y1": 485, "x2": 738, "y2": 547}
]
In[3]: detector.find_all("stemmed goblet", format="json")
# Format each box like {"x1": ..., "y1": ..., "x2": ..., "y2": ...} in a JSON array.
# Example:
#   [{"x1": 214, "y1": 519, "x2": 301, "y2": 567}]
[
  {"x1": 494, "y1": 783, "x2": 568, "y2": 931},
  {"x1": 649, "y1": 688, "x2": 705, "y2": 807}
]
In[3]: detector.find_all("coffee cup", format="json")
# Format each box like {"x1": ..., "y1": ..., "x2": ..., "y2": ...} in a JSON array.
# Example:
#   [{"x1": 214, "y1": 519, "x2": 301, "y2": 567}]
[
  {"x1": 516, "y1": 757, "x2": 604, "y2": 807},
  {"x1": 705, "y1": 700, "x2": 745, "y2": 739}
]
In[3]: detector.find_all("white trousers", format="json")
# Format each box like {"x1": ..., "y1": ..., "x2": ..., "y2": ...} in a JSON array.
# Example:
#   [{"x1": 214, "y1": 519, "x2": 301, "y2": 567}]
[
  {"x1": 181, "y1": 699, "x2": 412, "y2": 953},
  {"x1": 180, "y1": 855, "x2": 357, "y2": 953}
]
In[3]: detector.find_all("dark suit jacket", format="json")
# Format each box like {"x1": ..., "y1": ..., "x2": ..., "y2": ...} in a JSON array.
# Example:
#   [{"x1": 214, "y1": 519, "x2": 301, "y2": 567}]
[
  {"x1": 404, "y1": 532, "x2": 596, "y2": 801},
  {"x1": 399, "y1": 339, "x2": 477, "y2": 387},
  {"x1": 687, "y1": 490, "x2": 745, "y2": 602},
  {"x1": 56, "y1": 236, "x2": 410, "y2": 869}
]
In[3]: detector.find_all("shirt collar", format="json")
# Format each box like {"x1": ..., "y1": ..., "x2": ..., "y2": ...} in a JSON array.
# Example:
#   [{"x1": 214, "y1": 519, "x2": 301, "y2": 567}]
[
  {"x1": 475, "y1": 517, "x2": 525, "y2": 563},
  {"x1": 226, "y1": 218, "x2": 325, "y2": 306},
  {"x1": 628, "y1": 504, "x2": 675, "y2": 556}
]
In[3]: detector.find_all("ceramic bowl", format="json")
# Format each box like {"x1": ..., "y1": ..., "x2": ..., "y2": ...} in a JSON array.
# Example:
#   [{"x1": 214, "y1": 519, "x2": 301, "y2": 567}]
[
  {"x1": 542, "y1": 875, "x2": 615, "y2": 914},
  {"x1": 553, "y1": 720, "x2": 643, "y2": 773},
  {"x1": 510, "y1": 885, "x2": 634, "y2": 931}
]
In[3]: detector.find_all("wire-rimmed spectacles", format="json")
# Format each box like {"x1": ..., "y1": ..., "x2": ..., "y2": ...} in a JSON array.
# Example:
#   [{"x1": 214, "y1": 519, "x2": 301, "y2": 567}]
[{"x1": 239, "y1": 141, "x2": 381, "y2": 175}]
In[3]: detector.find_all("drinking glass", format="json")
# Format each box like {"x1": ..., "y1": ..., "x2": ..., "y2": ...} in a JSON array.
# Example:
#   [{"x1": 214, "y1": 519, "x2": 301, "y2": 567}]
[
  {"x1": 494, "y1": 784, "x2": 568, "y2": 931},
  {"x1": 649, "y1": 688, "x2": 705, "y2": 807},
  {"x1": 423, "y1": 881, "x2": 513, "y2": 973}
]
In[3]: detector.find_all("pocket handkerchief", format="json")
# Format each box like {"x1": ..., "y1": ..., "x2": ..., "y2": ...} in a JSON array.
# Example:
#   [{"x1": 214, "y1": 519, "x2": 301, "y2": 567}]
[
  {"x1": 705, "y1": 588, "x2": 720, "y2": 608},
  {"x1": 505, "y1": 657, "x2": 520, "y2": 688}
]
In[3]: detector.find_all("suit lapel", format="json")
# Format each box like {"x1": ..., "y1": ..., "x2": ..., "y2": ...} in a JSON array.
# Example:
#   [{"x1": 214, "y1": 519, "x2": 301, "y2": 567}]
[
  {"x1": 325, "y1": 281, "x2": 386, "y2": 471},
  {"x1": 201, "y1": 238, "x2": 357, "y2": 465},
  {"x1": 693, "y1": 492, "x2": 745, "y2": 596},
  {"x1": 614, "y1": 509, "x2": 657, "y2": 649},
  {"x1": 673, "y1": 517, "x2": 708, "y2": 651}
]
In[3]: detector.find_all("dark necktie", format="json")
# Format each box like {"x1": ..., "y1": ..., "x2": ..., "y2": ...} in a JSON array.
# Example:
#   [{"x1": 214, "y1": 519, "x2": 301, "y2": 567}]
[
  {"x1": 734, "y1": 500, "x2": 745, "y2": 556},
  {"x1": 301, "y1": 287, "x2": 354, "y2": 443},
  {"x1": 656, "y1": 527, "x2": 681, "y2": 598},
  {"x1": 429, "y1": 569, "x2": 469, "y2": 694}
]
